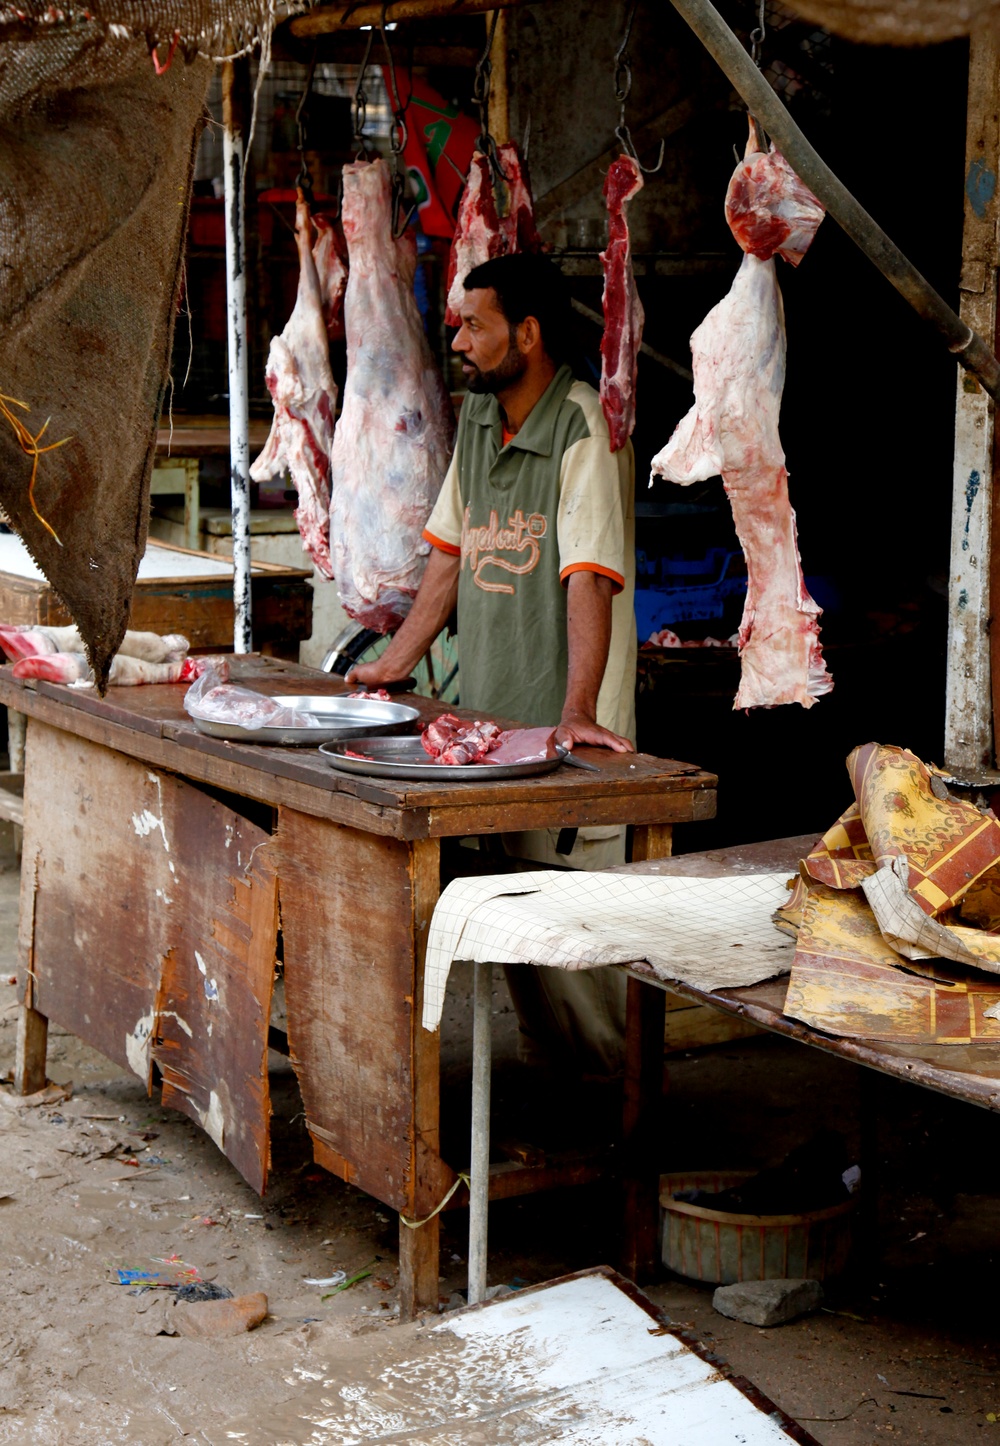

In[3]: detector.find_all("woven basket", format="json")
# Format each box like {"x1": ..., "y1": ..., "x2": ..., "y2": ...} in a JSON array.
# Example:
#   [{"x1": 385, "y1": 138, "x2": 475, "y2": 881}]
[{"x1": 659, "y1": 1170, "x2": 857, "y2": 1286}]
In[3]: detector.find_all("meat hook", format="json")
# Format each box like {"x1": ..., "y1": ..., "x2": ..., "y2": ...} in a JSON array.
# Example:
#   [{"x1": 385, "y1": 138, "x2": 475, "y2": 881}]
[
  {"x1": 473, "y1": 10, "x2": 510, "y2": 184},
  {"x1": 352, "y1": 23, "x2": 377, "y2": 158},
  {"x1": 294, "y1": 47, "x2": 318, "y2": 197},
  {"x1": 380, "y1": 2, "x2": 419, "y2": 235},
  {"x1": 613, "y1": 1, "x2": 664, "y2": 175}
]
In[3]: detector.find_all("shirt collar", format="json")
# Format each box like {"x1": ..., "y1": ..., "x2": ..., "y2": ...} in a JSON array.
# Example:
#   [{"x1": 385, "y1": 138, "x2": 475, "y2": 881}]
[{"x1": 466, "y1": 364, "x2": 575, "y2": 457}]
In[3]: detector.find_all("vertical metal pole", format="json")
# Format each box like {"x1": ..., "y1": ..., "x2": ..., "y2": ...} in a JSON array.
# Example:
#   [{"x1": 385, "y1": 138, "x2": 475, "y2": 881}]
[
  {"x1": 944, "y1": 24, "x2": 1000, "y2": 774},
  {"x1": 223, "y1": 59, "x2": 253, "y2": 654},
  {"x1": 467, "y1": 959, "x2": 492, "y2": 1305}
]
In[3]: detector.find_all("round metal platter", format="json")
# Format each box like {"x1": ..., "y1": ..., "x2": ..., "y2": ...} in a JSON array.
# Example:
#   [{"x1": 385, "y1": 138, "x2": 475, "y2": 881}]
[
  {"x1": 319, "y1": 735, "x2": 564, "y2": 781},
  {"x1": 191, "y1": 696, "x2": 420, "y2": 747}
]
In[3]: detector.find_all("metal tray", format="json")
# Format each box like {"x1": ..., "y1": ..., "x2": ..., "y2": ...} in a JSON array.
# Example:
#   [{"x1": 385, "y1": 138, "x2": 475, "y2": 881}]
[
  {"x1": 319, "y1": 735, "x2": 564, "y2": 781},
  {"x1": 191, "y1": 696, "x2": 420, "y2": 747}
]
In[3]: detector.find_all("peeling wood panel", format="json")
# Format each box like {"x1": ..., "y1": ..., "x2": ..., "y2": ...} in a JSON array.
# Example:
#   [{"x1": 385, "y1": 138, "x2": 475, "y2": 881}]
[
  {"x1": 277, "y1": 809, "x2": 450, "y2": 1214},
  {"x1": 946, "y1": 24, "x2": 1000, "y2": 773},
  {"x1": 20, "y1": 721, "x2": 278, "y2": 1192},
  {"x1": 153, "y1": 814, "x2": 278, "y2": 1196}
]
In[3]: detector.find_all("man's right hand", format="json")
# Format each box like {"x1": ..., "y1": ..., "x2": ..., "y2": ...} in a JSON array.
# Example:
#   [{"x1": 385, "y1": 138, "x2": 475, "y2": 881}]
[
  {"x1": 344, "y1": 658, "x2": 399, "y2": 688},
  {"x1": 342, "y1": 547, "x2": 460, "y2": 690}
]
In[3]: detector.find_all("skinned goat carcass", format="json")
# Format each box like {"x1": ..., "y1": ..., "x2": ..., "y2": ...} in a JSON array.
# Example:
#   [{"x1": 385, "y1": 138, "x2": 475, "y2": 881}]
[
  {"x1": 600, "y1": 155, "x2": 645, "y2": 452},
  {"x1": 444, "y1": 142, "x2": 541, "y2": 326},
  {"x1": 251, "y1": 190, "x2": 341, "y2": 578},
  {"x1": 650, "y1": 125, "x2": 829, "y2": 710},
  {"x1": 313, "y1": 214, "x2": 348, "y2": 338},
  {"x1": 329, "y1": 158, "x2": 455, "y2": 633}
]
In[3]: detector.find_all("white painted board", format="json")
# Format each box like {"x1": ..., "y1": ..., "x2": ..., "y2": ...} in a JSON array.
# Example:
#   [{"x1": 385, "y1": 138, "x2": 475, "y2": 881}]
[
  {"x1": 0, "y1": 533, "x2": 241, "y2": 582},
  {"x1": 219, "y1": 1270, "x2": 814, "y2": 1444}
]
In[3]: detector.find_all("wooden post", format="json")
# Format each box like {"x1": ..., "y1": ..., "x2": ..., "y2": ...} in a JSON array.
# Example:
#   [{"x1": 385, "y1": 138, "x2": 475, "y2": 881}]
[
  {"x1": 487, "y1": 8, "x2": 510, "y2": 146},
  {"x1": 631, "y1": 824, "x2": 673, "y2": 862},
  {"x1": 222, "y1": 57, "x2": 253, "y2": 654},
  {"x1": 945, "y1": 23, "x2": 1000, "y2": 774},
  {"x1": 620, "y1": 975, "x2": 666, "y2": 1282}
]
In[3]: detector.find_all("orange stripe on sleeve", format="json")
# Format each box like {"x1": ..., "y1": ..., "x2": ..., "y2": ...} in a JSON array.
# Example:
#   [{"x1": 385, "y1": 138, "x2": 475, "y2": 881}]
[
  {"x1": 423, "y1": 528, "x2": 461, "y2": 557},
  {"x1": 560, "y1": 561, "x2": 625, "y2": 594}
]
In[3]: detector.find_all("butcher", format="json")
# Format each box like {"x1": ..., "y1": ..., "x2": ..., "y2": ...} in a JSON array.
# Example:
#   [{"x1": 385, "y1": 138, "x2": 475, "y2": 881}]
[{"x1": 350, "y1": 251, "x2": 637, "y2": 1072}]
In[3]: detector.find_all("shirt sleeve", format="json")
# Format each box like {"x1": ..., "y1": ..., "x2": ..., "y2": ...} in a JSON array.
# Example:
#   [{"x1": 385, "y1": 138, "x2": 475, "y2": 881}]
[
  {"x1": 556, "y1": 434, "x2": 630, "y2": 593},
  {"x1": 422, "y1": 450, "x2": 462, "y2": 556}
]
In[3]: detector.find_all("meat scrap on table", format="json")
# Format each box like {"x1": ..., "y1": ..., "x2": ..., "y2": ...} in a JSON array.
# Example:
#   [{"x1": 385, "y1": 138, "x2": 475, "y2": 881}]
[
  {"x1": 0, "y1": 625, "x2": 224, "y2": 687},
  {"x1": 421, "y1": 716, "x2": 559, "y2": 767},
  {"x1": 651, "y1": 120, "x2": 830, "y2": 711},
  {"x1": 251, "y1": 189, "x2": 343, "y2": 579},
  {"x1": 600, "y1": 154, "x2": 645, "y2": 453},
  {"x1": 444, "y1": 141, "x2": 541, "y2": 326},
  {"x1": 330, "y1": 157, "x2": 455, "y2": 633}
]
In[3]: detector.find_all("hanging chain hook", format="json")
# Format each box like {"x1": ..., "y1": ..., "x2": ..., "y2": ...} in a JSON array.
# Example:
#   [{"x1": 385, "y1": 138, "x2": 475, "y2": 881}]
[
  {"x1": 473, "y1": 9, "x2": 509, "y2": 184},
  {"x1": 380, "y1": 4, "x2": 418, "y2": 236},
  {"x1": 749, "y1": 0, "x2": 767, "y2": 69},
  {"x1": 352, "y1": 23, "x2": 376, "y2": 158},
  {"x1": 613, "y1": 1, "x2": 664, "y2": 175},
  {"x1": 294, "y1": 46, "x2": 318, "y2": 196}
]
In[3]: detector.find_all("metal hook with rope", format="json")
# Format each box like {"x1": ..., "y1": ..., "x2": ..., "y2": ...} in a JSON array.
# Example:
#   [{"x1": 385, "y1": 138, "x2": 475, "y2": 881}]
[
  {"x1": 746, "y1": 0, "x2": 770, "y2": 149},
  {"x1": 613, "y1": 0, "x2": 664, "y2": 175},
  {"x1": 380, "y1": 4, "x2": 419, "y2": 236},
  {"x1": 473, "y1": 9, "x2": 509, "y2": 184},
  {"x1": 352, "y1": 23, "x2": 377, "y2": 158},
  {"x1": 294, "y1": 47, "x2": 318, "y2": 197}
]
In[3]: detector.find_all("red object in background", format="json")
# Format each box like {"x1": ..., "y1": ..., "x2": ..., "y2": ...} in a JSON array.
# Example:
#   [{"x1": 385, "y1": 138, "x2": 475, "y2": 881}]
[{"x1": 383, "y1": 69, "x2": 479, "y2": 238}]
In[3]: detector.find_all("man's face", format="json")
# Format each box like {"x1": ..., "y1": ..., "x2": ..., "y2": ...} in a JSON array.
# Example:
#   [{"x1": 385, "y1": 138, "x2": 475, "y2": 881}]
[{"x1": 452, "y1": 288, "x2": 527, "y2": 394}]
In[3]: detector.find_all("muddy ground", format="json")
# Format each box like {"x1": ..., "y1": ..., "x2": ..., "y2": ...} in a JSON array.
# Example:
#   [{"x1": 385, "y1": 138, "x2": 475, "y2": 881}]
[{"x1": 0, "y1": 815, "x2": 999, "y2": 1443}]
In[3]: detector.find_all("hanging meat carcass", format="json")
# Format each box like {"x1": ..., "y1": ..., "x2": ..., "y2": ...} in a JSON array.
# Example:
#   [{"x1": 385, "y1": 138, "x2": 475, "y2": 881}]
[
  {"x1": 250, "y1": 190, "x2": 343, "y2": 578},
  {"x1": 444, "y1": 142, "x2": 541, "y2": 326},
  {"x1": 600, "y1": 154, "x2": 645, "y2": 452},
  {"x1": 330, "y1": 158, "x2": 455, "y2": 632},
  {"x1": 651, "y1": 124, "x2": 829, "y2": 710}
]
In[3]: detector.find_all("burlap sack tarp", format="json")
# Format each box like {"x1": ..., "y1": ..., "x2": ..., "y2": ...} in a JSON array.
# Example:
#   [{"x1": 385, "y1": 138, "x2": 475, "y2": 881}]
[{"x1": 0, "y1": 32, "x2": 210, "y2": 687}]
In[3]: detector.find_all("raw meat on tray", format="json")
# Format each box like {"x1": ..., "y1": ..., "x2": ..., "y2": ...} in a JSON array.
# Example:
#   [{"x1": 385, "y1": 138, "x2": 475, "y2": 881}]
[
  {"x1": 329, "y1": 158, "x2": 455, "y2": 633},
  {"x1": 600, "y1": 155, "x2": 645, "y2": 452},
  {"x1": 650, "y1": 122, "x2": 829, "y2": 711},
  {"x1": 251, "y1": 189, "x2": 340, "y2": 579},
  {"x1": 421, "y1": 713, "x2": 503, "y2": 766}
]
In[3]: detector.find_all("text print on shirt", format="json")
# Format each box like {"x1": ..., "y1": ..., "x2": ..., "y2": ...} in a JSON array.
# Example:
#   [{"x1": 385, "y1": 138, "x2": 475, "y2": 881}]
[{"x1": 460, "y1": 505, "x2": 548, "y2": 595}]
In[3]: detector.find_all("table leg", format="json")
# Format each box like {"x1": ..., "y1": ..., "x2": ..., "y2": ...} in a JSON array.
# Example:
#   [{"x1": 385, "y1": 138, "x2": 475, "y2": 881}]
[
  {"x1": 399, "y1": 1215, "x2": 440, "y2": 1321},
  {"x1": 631, "y1": 824, "x2": 673, "y2": 862},
  {"x1": 15, "y1": 1003, "x2": 48, "y2": 1095},
  {"x1": 621, "y1": 975, "x2": 666, "y2": 1282},
  {"x1": 467, "y1": 959, "x2": 492, "y2": 1305}
]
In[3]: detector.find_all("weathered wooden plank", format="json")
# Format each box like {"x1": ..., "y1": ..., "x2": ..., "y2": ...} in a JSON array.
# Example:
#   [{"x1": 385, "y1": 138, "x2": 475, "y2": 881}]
[
  {"x1": 19, "y1": 721, "x2": 278, "y2": 1190},
  {"x1": 277, "y1": 811, "x2": 453, "y2": 1216},
  {"x1": 621, "y1": 977, "x2": 666, "y2": 1283},
  {"x1": 631, "y1": 824, "x2": 674, "y2": 862},
  {"x1": 946, "y1": 23, "x2": 1000, "y2": 773}
]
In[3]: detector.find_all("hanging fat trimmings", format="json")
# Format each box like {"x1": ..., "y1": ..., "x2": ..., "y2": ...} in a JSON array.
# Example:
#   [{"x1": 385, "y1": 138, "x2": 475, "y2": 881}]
[
  {"x1": 600, "y1": 155, "x2": 645, "y2": 452},
  {"x1": 651, "y1": 120, "x2": 829, "y2": 710}
]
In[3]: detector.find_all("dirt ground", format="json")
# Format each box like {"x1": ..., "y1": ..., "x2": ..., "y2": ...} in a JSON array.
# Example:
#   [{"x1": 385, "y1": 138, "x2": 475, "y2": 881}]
[{"x1": 1, "y1": 815, "x2": 999, "y2": 1444}]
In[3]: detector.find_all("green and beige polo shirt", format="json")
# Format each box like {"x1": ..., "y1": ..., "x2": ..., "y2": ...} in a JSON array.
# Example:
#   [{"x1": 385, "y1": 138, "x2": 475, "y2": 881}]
[{"x1": 423, "y1": 363, "x2": 636, "y2": 738}]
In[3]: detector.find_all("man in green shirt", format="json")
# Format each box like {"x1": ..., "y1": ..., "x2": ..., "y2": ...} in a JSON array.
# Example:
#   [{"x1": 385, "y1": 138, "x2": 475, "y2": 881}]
[{"x1": 349, "y1": 253, "x2": 638, "y2": 1072}]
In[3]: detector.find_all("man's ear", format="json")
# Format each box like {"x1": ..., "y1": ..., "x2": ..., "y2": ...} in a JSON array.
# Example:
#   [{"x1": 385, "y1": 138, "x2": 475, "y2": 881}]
[{"x1": 519, "y1": 315, "x2": 542, "y2": 355}]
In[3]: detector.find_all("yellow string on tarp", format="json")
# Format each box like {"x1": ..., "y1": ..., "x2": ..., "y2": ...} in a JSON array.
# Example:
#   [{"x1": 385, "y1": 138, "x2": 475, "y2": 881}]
[
  {"x1": 398, "y1": 1172, "x2": 470, "y2": 1229},
  {"x1": 0, "y1": 391, "x2": 70, "y2": 546}
]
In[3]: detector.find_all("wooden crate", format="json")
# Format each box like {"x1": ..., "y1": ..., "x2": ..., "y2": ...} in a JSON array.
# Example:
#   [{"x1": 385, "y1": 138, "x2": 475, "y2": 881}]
[{"x1": 662, "y1": 989, "x2": 764, "y2": 1052}]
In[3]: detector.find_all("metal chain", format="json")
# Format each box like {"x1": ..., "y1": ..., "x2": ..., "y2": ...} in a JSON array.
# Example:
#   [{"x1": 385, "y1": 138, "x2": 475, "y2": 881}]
[
  {"x1": 352, "y1": 23, "x2": 376, "y2": 156},
  {"x1": 613, "y1": 1, "x2": 664, "y2": 175},
  {"x1": 294, "y1": 48, "x2": 318, "y2": 195},
  {"x1": 749, "y1": 0, "x2": 766, "y2": 68},
  {"x1": 380, "y1": 5, "x2": 418, "y2": 236}
]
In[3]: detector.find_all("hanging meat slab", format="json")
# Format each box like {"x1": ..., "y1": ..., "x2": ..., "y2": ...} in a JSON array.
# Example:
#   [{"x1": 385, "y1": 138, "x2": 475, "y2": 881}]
[
  {"x1": 250, "y1": 190, "x2": 340, "y2": 578},
  {"x1": 444, "y1": 141, "x2": 541, "y2": 326},
  {"x1": 330, "y1": 158, "x2": 455, "y2": 633},
  {"x1": 650, "y1": 129, "x2": 829, "y2": 710},
  {"x1": 600, "y1": 155, "x2": 645, "y2": 452}
]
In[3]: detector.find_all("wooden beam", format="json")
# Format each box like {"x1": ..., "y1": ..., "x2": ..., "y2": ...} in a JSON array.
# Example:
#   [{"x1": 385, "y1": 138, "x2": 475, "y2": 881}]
[
  {"x1": 945, "y1": 21, "x2": 1000, "y2": 774},
  {"x1": 487, "y1": 8, "x2": 510, "y2": 145},
  {"x1": 290, "y1": 0, "x2": 535, "y2": 40}
]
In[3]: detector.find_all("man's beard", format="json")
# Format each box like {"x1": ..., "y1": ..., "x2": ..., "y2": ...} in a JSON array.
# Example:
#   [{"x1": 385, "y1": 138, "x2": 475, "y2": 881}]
[{"x1": 464, "y1": 333, "x2": 527, "y2": 394}]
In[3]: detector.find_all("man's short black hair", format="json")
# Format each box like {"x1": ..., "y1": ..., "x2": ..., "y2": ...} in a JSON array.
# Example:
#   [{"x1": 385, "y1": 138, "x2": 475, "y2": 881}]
[{"x1": 463, "y1": 252, "x2": 574, "y2": 364}]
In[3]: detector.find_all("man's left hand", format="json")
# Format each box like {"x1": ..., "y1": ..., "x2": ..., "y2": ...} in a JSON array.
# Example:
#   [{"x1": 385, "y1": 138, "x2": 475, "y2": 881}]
[{"x1": 556, "y1": 708, "x2": 635, "y2": 754}]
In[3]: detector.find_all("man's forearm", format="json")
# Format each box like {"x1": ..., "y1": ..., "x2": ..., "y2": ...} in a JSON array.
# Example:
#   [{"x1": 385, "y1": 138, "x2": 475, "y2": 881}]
[
  {"x1": 562, "y1": 570, "x2": 613, "y2": 722},
  {"x1": 347, "y1": 549, "x2": 459, "y2": 683}
]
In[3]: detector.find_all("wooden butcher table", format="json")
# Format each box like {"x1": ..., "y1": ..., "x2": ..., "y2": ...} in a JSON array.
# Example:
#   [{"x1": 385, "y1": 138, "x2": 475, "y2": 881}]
[{"x1": 0, "y1": 658, "x2": 716, "y2": 1316}]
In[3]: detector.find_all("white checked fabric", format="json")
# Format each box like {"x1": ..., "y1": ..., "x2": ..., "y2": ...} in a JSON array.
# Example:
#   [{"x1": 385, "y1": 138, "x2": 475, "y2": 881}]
[{"x1": 422, "y1": 871, "x2": 795, "y2": 1031}]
